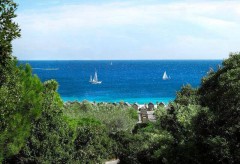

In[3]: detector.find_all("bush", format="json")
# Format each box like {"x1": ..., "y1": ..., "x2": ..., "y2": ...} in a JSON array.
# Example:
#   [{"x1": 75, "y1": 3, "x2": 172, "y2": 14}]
[{"x1": 64, "y1": 102, "x2": 138, "y2": 133}]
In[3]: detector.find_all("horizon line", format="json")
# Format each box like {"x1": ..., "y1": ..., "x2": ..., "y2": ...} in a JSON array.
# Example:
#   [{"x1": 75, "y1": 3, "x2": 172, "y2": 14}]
[{"x1": 19, "y1": 59, "x2": 224, "y2": 61}]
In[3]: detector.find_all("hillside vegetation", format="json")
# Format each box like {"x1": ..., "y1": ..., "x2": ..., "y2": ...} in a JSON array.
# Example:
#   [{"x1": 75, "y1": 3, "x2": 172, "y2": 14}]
[{"x1": 1, "y1": 1, "x2": 240, "y2": 163}]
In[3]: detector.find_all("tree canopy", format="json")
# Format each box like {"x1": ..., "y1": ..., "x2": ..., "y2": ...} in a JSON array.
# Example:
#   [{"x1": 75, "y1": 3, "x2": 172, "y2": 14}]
[{"x1": 0, "y1": 0, "x2": 20, "y2": 64}]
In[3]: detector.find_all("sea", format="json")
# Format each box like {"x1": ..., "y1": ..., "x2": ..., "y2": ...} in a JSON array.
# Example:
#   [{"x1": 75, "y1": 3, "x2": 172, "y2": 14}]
[{"x1": 20, "y1": 60, "x2": 222, "y2": 104}]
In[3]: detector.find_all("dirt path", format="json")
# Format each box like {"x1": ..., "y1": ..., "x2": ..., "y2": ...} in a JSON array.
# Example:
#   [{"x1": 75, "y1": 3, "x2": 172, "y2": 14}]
[{"x1": 105, "y1": 159, "x2": 120, "y2": 164}]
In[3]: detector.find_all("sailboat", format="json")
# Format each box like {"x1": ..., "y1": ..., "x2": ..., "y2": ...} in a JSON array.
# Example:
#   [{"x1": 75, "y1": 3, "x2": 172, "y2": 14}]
[
  {"x1": 162, "y1": 71, "x2": 170, "y2": 80},
  {"x1": 90, "y1": 71, "x2": 102, "y2": 84}
]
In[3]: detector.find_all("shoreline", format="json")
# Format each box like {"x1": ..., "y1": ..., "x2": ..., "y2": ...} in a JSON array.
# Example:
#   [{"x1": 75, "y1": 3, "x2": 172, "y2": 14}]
[
  {"x1": 61, "y1": 97, "x2": 174, "y2": 105},
  {"x1": 64, "y1": 99, "x2": 171, "y2": 109}
]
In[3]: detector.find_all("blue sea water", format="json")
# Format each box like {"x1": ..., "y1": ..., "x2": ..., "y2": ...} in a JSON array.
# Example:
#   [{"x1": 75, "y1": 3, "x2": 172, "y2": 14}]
[{"x1": 20, "y1": 60, "x2": 222, "y2": 104}]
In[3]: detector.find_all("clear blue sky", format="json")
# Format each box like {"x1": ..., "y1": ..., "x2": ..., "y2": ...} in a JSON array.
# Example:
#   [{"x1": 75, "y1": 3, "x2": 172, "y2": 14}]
[{"x1": 13, "y1": 0, "x2": 240, "y2": 60}]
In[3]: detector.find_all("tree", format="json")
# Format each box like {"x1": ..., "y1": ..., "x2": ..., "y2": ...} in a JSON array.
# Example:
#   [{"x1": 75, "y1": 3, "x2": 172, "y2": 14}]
[
  {"x1": 0, "y1": 0, "x2": 21, "y2": 65},
  {"x1": 197, "y1": 52, "x2": 240, "y2": 163},
  {"x1": 8, "y1": 80, "x2": 74, "y2": 163},
  {"x1": 0, "y1": 0, "x2": 21, "y2": 86},
  {"x1": 0, "y1": 64, "x2": 44, "y2": 162},
  {"x1": 199, "y1": 52, "x2": 240, "y2": 113}
]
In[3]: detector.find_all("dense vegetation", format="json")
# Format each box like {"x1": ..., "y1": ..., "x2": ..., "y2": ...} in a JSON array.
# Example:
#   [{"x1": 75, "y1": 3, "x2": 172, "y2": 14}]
[{"x1": 1, "y1": 1, "x2": 240, "y2": 163}]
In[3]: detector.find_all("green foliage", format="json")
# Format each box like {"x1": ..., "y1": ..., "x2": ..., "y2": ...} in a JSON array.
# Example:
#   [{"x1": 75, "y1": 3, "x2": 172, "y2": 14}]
[
  {"x1": 139, "y1": 53, "x2": 240, "y2": 163},
  {"x1": 64, "y1": 102, "x2": 138, "y2": 133},
  {"x1": 63, "y1": 106, "x2": 119, "y2": 163},
  {"x1": 77, "y1": 100, "x2": 94, "y2": 111},
  {"x1": 0, "y1": 65, "x2": 122, "y2": 163},
  {"x1": 62, "y1": 102, "x2": 139, "y2": 162},
  {"x1": 199, "y1": 52, "x2": 240, "y2": 113},
  {"x1": 175, "y1": 84, "x2": 199, "y2": 106},
  {"x1": 0, "y1": 0, "x2": 21, "y2": 65},
  {"x1": 111, "y1": 131, "x2": 148, "y2": 164},
  {"x1": 10, "y1": 80, "x2": 75, "y2": 163},
  {"x1": 72, "y1": 119, "x2": 117, "y2": 163},
  {"x1": 196, "y1": 52, "x2": 240, "y2": 163},
  {"x1": 138, "y1": 53, "x2": 240, "y2": 163},
  {"x1": 127, "y1": 107, "x2": 138, "y2": 120},
  {"x1": 0, "y1": 62, "x2": 44, "y2": 162},
  {"x1": 0, "y1": 1, "x2": 41, "y2": 161},
  {"x1": 137, "y1": 130, "x2": 174, "y2": 164}
]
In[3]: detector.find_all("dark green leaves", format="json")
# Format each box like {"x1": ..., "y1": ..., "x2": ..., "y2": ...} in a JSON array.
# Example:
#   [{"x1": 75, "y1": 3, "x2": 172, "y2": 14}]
[{"x1": 0, "y1": 0, "x2": 20, "y2": 65}]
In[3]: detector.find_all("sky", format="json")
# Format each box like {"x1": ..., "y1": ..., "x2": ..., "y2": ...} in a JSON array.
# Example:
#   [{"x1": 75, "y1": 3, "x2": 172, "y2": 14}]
[{"x1": 13, "y1": 0, "x2": 240, "y2": 60}]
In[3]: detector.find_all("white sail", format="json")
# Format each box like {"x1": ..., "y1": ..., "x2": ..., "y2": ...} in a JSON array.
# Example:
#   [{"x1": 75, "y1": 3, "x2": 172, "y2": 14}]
[
  {"x1": 93, "y1": 72, "x2": 98, "y2": 82},
  {"x1": 91, "y1": 71, "x2": 102, "y2": 84},
  {"x1": 89, "y1": 75, "x2": 92, "y2": 82},
  {"x1": 163, "y1": 71, "x2": 169, "y2": 80}
]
